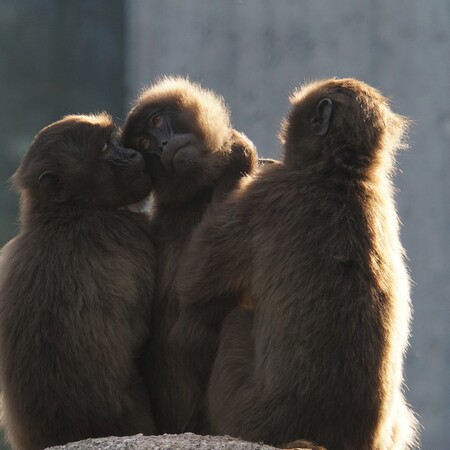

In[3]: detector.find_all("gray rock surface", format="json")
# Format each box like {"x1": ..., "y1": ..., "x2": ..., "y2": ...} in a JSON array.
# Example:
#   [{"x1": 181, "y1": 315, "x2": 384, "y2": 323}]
[{"x1": 47, "y1": 434, "x2": 282, "y2": 450}]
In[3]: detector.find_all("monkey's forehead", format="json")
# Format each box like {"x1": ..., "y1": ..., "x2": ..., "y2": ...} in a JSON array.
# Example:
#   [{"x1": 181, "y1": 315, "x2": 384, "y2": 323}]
[
  {"x1": 133, "y1": 77, "x2": 229, "y2": 116},
  {"x1": 137, "y1": 76, "x2": 208, "y2": 102},
  {"x1": 39, "y1": 114, "x2": 114, "y2": 137}
]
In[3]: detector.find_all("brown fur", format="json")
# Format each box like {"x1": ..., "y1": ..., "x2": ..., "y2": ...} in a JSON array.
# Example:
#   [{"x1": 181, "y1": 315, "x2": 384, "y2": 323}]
[
  {"x1": 0, "y1": 114, "x2": 156, "y2": 450},
  {"x1": 280, "y1": 439, "x2": 327, "y2": 450},
  {"x1": 174, "y1": 78, "x2": 418, "y2": 449},
  {"x1": 121, "y1": 77, "x2": 258, "y2": 433}
]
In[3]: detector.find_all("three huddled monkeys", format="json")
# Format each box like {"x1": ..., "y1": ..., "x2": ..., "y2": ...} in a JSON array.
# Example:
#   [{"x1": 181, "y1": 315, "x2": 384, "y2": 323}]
[{"x1": 0, "y1": 77, "x2": 417, "y2": 450}]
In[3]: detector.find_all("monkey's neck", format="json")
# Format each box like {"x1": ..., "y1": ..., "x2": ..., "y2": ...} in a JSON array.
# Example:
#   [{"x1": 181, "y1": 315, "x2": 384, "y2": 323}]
[{"x1": 152, "y1": 185, "x2": 213, "y2": 237}]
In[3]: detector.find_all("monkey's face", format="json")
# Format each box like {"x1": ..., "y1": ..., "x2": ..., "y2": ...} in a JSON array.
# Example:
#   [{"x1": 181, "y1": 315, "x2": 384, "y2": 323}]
[
  {"x1": 121, "y1": 77, "x2": 236, "y2": 203},
  {"x1": 122, "y1": 105, "x2": 178, "y2": 158},
  {"x1": 85, "y1": 126, "x2": 153, "y2": 209},
  {"x1": 17, "y1": 114, "x2": 153, "y2": 209},
  {"x1": 121, "y1": 104, "x2": 217, "y2": 188}
]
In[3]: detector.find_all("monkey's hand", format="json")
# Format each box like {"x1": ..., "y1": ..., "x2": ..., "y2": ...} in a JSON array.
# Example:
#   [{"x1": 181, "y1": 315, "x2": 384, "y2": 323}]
[
  {"x1": 228, "y1": 130, "x2": 258, "y2": 175},
  {"x1": 160, "y1": 133, "x2": 205, "y2": 175}
]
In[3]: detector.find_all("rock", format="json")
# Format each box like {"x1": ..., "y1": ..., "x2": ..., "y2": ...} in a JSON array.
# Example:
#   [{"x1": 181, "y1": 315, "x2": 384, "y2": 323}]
[{"x1": 47, "y1": 433, "x2": 281, "y2": 450}]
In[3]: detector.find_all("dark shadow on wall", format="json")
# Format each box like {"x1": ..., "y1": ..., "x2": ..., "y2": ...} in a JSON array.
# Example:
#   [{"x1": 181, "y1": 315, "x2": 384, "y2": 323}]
[{"x1": 0, "y1": 0, "x2": 125, "y2": 247}]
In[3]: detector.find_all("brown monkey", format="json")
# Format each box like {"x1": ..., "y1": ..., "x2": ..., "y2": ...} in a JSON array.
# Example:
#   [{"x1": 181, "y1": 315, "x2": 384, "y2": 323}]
[
  {"x1": 174, "y1": 78, "x2": 418, "y2": 449},
  {"x1": 0, "y1": 114, "x2": 156, "y2": 450},
  {"x1": 121, "y1": 76, "x2": 258, "y2": 433}
]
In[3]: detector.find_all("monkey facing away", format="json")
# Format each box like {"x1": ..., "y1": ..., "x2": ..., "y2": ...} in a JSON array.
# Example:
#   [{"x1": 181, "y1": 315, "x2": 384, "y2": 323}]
[
  {"x1": 0, "y1": 114, "x2": 156, "y2": 450},
  {"x1": 173, "y1": 78, "x2": 418, "y2": 449},
  {"x1": 121, "y1": 76, "x2": 258, "y2": 433}
]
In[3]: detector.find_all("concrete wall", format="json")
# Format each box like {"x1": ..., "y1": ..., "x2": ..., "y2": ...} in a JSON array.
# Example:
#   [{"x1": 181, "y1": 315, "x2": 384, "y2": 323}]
[
  {"x1": 0, "y1": 0, "x2": 125, "y2": 246},
  {"x1": 126, "y1": 1, "x2": 450, "y2": 448}
]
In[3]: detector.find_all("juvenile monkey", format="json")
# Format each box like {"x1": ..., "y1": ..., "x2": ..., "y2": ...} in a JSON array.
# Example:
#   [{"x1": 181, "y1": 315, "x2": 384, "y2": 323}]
[
  {"x1": 174, "y1": 78, "x2": 418, "y2": 449},
  {"x1": 0, "y1": 114, "x2": 156, "y2": 450},
  {"x1": 121, "y1": 76, "x2": 258, "y2": 433}
]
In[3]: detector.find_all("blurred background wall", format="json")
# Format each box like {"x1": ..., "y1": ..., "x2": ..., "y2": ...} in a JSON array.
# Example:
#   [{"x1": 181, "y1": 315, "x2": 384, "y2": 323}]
[
  {"x1": 0, "y1": 1, "x2": 448, "y2": 448},
  {"x1": 0, "y1": 0, "x2": 125, "y2": 244}
]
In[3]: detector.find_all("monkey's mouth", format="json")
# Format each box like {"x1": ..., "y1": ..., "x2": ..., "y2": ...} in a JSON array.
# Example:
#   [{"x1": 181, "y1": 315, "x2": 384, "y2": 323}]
[
  {"x1": 149, "y1": 147, "x2": 164, "y2": 156},
  {"x1": 139, "y1": 148, "x2": 163, "y2": 167}
]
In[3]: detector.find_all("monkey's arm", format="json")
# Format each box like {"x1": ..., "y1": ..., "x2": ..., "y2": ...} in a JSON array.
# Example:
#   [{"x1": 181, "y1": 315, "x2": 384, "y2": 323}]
[
  {"x1": 174, "y1": 131, "x2": 257, "y2": 343},
  {"x1": 207, "y1": 307, "x2": 259, "y2": 435},
  {"x1": 169, "y1": 197, "x2": 251, "y2": 431},
  {"x1": 175, "y1": 195, "x2": 252, "y2": 352}
]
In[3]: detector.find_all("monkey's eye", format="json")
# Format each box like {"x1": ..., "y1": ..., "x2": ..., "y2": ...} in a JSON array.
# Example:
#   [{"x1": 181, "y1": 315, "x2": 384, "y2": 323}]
[
  {"x1": 101, "y1": 142, "x2": 108, "y2": 153},
  {"x1": 137, "y1": 136, "x2": 151, "y2": 151},
  {"x1": 151, "y1": 113, "x2": 163, "y2": 128}
]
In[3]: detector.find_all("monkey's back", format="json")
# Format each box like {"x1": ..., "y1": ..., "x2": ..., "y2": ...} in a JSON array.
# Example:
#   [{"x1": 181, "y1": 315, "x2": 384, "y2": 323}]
[
  {"x1": 242, "y1": 164, "x2": 414, "y2": 449},
  {"x1": 0, "y1": 210, "x2": 156, "y2": 450}
]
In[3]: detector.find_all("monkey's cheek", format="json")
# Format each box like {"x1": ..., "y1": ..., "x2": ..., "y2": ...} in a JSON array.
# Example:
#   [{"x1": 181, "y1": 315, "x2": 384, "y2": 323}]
[{"x1": 172, "y1": 147, "x2": 202, "y2": 175}]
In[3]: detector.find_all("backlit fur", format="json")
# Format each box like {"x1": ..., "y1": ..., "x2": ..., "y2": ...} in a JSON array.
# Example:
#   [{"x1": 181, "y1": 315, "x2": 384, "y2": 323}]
[{"x1": 174, "y1": 78, "x2": 418, "y2": 449}]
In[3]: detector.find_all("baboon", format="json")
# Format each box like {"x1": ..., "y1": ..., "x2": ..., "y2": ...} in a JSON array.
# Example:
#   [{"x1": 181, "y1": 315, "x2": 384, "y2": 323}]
[
  {"x1": 174, "y1": 78, "x2": 418, "y2": 449},
  {"x1": 121, "y1": 76, "x2": 258, "y2": 433},
  {"x1": 0, "y1": 114, "x2": 156, "y2": 450}
]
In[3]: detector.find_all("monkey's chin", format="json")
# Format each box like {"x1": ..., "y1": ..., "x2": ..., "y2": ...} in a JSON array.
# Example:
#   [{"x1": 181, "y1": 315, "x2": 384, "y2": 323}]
[{"x1": 127, "y1": 172, "x2": 153, "y2": 203}]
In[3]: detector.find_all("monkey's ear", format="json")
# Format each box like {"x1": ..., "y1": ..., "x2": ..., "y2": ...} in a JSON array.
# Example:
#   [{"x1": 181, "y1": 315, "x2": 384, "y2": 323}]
[
  {"x1": 38, "y1": 171, "x2": 64, "y2": 200},
  {"x1": 311, "y1": 98, "x2": 333, "y2": 136}
]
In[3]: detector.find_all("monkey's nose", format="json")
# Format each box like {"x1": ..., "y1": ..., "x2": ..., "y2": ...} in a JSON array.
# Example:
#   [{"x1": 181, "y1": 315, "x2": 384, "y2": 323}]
[
  {"x1": 159, "y1": 140, "x2": 168, "y2": 151},
  {"x1": 128, "y1": 150, "x2": 141, "y2": 160}
]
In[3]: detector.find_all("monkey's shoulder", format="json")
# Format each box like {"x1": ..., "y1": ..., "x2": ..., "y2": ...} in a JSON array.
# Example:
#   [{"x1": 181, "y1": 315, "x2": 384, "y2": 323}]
[
  {"x1": 0, "y1": 211, "x2": 155, "y2": 292},
  {"x1": 226, "y1": 164, "x2": 302, "y2": 211}
]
